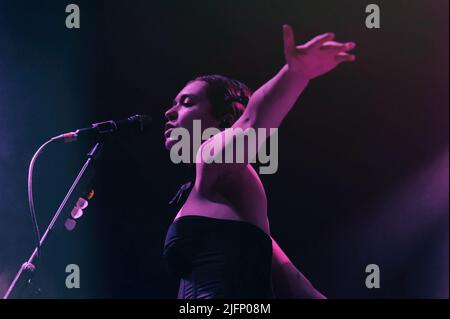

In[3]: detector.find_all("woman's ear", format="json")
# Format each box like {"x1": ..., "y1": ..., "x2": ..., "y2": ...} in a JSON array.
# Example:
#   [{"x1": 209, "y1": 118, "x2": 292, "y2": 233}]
[{"x1": 219, "y1": 113, "x2": 236, "y2": 129}]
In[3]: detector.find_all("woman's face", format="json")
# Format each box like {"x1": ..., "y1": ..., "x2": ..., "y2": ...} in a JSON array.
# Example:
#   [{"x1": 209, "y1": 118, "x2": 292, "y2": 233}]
[{"x1": 164, "y1": 80, "x2": 220, "y2": 150}]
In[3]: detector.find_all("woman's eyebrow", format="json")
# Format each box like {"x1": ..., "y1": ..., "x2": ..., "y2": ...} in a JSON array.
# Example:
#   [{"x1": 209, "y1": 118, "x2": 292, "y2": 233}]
[{"x1": 172, "y1": 94, "x2": 197, "y2": 105}]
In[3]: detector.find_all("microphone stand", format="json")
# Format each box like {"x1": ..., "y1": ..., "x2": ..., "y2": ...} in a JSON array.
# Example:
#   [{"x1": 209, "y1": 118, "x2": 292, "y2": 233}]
[{"x1": 3, "y1": 142, "x2": 103, "y2": 299}]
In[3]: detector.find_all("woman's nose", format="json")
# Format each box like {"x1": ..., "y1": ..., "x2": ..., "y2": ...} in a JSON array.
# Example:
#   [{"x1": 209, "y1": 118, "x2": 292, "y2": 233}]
[{"x1": 165, "y1": 106, "x2": 178, "y2": 121}]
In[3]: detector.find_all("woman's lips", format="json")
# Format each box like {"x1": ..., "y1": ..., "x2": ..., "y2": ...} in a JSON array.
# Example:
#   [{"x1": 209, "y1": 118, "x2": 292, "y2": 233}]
[
  {"x1": 164, "y1": 122, "x2": 178, "y2": 138},
  {"x1": 164, "y1": 127, "x2": 174, "y2": 137}
]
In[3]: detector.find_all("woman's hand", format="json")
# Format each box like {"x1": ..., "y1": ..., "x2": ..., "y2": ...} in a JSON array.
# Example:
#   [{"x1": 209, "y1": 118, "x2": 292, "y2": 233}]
[{"x1": 283, "y1": 24, "x2": 356, "y2": 80}]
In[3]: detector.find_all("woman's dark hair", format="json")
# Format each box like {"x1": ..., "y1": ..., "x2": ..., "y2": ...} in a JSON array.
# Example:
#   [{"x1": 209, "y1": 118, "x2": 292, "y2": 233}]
[{"x1": 190, "y1": 75, "x2": 252, "y2": 127}]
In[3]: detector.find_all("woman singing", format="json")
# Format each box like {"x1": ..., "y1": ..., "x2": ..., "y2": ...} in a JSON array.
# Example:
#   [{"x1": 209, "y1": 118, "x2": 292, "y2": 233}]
[{"x1": 162, "y1": 24, "x2": 356, "y2": 299}]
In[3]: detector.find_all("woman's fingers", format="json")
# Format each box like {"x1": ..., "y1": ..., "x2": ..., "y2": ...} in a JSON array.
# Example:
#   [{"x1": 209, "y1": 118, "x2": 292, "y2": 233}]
[
  {"x1": 305, "y1": 32, "x2": 335, "y2": 50},
  {"x1": 283, "y1": 25, "x2": 357, "y2": 67},
  {"x1": 283, "y1": 24, "x2": 297, "y2": 59},
  {"x1": 335, "y1": 52, "x2": 356, "y2": 62},
  {"x1": 321, "y1": 41, "x2": 356, "y2": 52}
]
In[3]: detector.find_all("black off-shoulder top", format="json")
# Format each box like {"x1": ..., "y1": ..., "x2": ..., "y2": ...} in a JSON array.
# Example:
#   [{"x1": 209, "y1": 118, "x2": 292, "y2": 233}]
[{"x1": 163, "y1": 215, "x2": 274, "y2": 299}]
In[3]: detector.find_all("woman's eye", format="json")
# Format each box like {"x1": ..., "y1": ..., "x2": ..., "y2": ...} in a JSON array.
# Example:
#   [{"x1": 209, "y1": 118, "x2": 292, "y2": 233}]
[{"x1": 181, "y1": 99, "x2": 193, "y2": 106}]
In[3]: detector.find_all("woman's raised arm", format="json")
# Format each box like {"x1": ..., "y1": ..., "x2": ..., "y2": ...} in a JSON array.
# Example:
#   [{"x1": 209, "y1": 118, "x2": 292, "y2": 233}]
[{"x1": 196, "y1": 25, "x2": 356, "y2": 188}]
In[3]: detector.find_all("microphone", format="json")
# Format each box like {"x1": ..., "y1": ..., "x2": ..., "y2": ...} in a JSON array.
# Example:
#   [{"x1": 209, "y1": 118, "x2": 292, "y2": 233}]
[{"x1": 53, "y1": 114, "x2": 152, "y2": 143}]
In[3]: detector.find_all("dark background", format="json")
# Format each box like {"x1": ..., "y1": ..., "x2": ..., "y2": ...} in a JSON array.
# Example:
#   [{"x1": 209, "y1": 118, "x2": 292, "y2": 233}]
[{"x1": 0, "y1": 0, "x2": 448, "y2": 298}]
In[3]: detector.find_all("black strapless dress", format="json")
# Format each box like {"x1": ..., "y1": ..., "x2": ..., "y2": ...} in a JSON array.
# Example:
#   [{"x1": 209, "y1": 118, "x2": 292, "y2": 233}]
[{"x1": 163, "y1": 215, "x2": 274, "y2": 299}]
